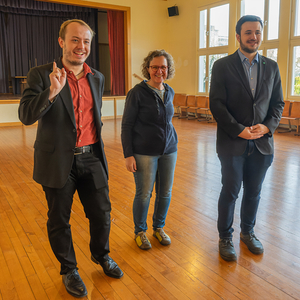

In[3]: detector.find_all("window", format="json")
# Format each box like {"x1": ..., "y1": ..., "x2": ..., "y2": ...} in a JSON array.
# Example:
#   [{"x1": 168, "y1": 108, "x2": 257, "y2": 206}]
[
  {"x1": 208, "y1": 53, "x2": 227, "y2": 86},
  {"x1": 209, "y1": 5, "x2": 229, "y2": 47},
  {"x1": 291, "y1": 46, "x2": 300, "y2": 95},
  {"x1": 289, "y1": 0, "x2": 300, "y2": 97},
  {"x1": 295, "y1": 0, "x2": 300, "y2": 36},
  {"x1": 241, "y1": 0, "x2": 264, "y2": 22},
  {"x1": 268, "y1": 0, "x2": 280, "y2": 40},
  {"x1": 266, "y1": 49, "x2": 278, "y2": 62},
  {"x1": 197, "y1": 2, "x2": 229, "y2": 93},
  {"x1": 198, "y1": 55, "x2": 206, "y2": 93},
  {"x1": 199, "y1": 10, "x2": 207, "y2": 49}
]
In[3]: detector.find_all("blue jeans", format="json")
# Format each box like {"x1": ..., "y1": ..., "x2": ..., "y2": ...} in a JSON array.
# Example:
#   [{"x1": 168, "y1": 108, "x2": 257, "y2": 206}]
[
  {"x1": 133, "y1": 152, "x2": 177, "y2": 234},
  {"x1": 218, "y1": 141, "x2": 273, "y2": 239}
]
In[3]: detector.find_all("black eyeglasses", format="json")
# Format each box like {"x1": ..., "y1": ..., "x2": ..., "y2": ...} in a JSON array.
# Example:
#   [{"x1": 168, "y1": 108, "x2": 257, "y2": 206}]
[{"x1": 149, "y1": 65, "x2": 168, "y2": 71}]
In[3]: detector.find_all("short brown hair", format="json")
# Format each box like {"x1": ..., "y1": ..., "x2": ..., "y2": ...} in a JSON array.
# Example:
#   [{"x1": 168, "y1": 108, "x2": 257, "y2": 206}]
[
  {"x1": 141, "y1": 49, "x2": 175, "y2": 80},
  {"x1": 236, "y1": 15, "x2": 263, "y2": 35},
  {"x1": 59, "y1": 19, "x2": 95, "y2": 40}
]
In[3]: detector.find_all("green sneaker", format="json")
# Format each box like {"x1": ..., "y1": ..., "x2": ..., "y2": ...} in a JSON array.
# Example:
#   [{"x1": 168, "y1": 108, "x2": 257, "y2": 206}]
[
  {"x1": 153, "y1": 228, "x2": 171, "y2": 245},
  {"x1": 135, "y1": 232, "x2": 152, "y2": 250}
]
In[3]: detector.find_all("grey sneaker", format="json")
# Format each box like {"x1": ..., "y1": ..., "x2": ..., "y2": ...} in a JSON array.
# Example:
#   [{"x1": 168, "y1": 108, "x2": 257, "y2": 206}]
[
  {"x1": 135, "y1": 232, "x2": 152, "y2": 250},
  {"x1": 240, "y1": 232, "x2": 264, "y2": 254},
  {"x1": 153, "y1": 228, "x2": 171, "y2": 245},
  {"x1": 219, "y1": 238, "x2": 237, "y2": 261}
]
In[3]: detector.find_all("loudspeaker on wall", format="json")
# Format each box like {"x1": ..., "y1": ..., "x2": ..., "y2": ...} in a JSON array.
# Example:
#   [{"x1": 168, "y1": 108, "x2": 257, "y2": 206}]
[{"x1": 168, "y1": 6, "x2": 179, "y2": 17}]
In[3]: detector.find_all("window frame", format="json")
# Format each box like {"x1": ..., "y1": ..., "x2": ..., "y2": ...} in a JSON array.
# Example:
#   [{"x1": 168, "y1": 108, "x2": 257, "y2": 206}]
[{"x1": 197, "y1": 1, "x2": 230, "y2": 94}]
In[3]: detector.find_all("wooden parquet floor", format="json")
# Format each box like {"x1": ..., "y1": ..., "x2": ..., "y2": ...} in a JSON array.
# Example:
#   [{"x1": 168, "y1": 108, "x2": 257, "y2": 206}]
[{"x1": 0, "y1": 118, "x2": 299, "y2": 300}]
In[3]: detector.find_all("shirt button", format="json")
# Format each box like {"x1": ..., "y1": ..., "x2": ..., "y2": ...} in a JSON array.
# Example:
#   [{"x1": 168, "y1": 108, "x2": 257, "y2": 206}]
[
  {"x1": 79, "y1": 140, "x2": 81, "y2": 142},
  {"x1": 80, "y1": 125, "x2": 82, "y2": 128},
  {"x1": 254, "y1": 103, "x2": 256, "y2": 106},
  {"x1": 80, "y1": 95, "x2": 82, "y2": 97}
]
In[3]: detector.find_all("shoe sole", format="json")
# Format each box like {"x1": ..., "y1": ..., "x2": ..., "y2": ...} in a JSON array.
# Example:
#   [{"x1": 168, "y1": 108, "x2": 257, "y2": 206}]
[
  {"x1": 65, "y1": 289, "x2": 87, "y2": 298},
  {"x1": 220, "y1": 253, "x2": 237, "y2": 261},
  {"x1": 138, "y1": 245, "x2": 152, "y2": 250}
]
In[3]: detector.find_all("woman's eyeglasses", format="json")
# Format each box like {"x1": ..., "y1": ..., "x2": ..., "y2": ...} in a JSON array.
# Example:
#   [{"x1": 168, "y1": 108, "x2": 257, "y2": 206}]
[{"x1": 149, "y1": 65, "x2": 168, "y2": 71}]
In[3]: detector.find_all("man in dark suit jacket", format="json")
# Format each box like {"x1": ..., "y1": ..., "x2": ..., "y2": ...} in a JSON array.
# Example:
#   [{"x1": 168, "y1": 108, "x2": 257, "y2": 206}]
[
  {"x1": 19, "y1": 19, "x2": 123, "y2": 298},
  {"x1": 209, "y1": 15, "x2": 284, "y2": 262}
]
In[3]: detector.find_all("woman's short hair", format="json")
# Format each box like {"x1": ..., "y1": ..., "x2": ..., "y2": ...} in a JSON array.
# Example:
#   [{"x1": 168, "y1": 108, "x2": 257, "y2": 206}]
[
  {"x1": 59, "y1": 19, "x2": 95, "y2": 41},
  {"x1": 236, "y1": 15, "x2": 263, "y2": 35},
  {"x1": 141, "y1": 49, "x2": 175, "y2": 80}
]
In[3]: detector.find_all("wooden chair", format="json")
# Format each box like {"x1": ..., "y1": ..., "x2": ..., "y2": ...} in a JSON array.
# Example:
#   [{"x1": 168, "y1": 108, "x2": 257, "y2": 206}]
[
  {"x1": 279, "y1": 101, "x2": 300, "y2": 135},
  {"x1": 173, "y1": 94, "x2": 186, "y2": 117},
  {"x1": 278, "y1": 101, "x2": 292, "y2": 133},
  {"x1": 195, "y1": 96, "x2": 211, "y2": 121},
  {"x1": 178, "y1": 94, "x2": 195, "y2": 119},
  {"x1": 290, "y1": 101, "x2": 300, "y2": 136},
  {"x1": 184, "y1": 95, "x2": 198, "y2": 119}
]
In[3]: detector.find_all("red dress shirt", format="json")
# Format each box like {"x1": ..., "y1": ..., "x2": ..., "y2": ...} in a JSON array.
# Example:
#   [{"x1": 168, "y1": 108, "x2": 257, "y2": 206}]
[{"x1": 64, "y1": 63, "x2": 98, "y2": 147}]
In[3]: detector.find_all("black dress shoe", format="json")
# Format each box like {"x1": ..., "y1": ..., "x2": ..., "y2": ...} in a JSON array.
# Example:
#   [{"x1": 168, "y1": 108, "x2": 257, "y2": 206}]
[
  {"x1": 62, "y1": 269, "x2": 87, "y2": 298},
  {"x1": 91, "y1": 255, "x2": 123, "y2": 278},
  {"x1": 219, "y1": 238, "x2": 237, "y2": 261},
  {"x1": 240, "y1": 232, "x2": 264, "y2": 254}
]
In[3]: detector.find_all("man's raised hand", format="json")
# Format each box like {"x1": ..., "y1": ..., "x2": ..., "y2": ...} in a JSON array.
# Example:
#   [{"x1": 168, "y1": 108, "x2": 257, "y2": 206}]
[{"x1": 49, "y1": 61, "x2": 67, "y2": 102}]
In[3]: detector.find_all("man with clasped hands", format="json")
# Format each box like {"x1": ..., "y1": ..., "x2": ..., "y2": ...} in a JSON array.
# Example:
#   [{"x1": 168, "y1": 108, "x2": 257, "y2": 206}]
[{"x1": 210, "y1": 15, "x2": 284, "y2": 262}]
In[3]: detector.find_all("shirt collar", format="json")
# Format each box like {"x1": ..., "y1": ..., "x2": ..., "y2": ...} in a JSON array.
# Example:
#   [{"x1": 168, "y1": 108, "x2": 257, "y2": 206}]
[
  {"x1": 62, "y1": 60, "x2": 94, "y2": 79},
  {"x1": 238, "y1": 49, "x2": 259, "y2": 64}
]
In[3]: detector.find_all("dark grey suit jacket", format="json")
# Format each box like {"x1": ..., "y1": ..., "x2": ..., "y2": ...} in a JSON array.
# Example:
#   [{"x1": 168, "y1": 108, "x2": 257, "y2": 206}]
[
  {"x1": 19, "y1": 58, "x2": 108, "y2": 189},
  {"x1": 209, "y1": 50, "x2": 284, "y2": 156}
]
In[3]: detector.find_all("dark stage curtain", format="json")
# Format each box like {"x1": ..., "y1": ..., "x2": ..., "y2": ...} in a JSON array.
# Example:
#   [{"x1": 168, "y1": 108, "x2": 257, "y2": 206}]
[
  {"x1": 107, "y1": 10, "x2": 125, "y2": 96},
  {"x1": 0, "y1": 12, "x2": 9, "y2": 93},
  {"x1": 0, "y1": 0, "x2": 97, "y2": 94}
]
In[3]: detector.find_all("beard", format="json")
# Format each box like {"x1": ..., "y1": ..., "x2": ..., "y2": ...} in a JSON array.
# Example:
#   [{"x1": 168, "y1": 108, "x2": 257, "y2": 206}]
[
  {"x1": 66, "y1": 58, "x2": 84, "y2": 66},
  {"x1": 63, "y1": 47, "x2": 89, "y2": 66},
  {"x1": 240, "y1": 39, "x2": 260, "y2": 54}
]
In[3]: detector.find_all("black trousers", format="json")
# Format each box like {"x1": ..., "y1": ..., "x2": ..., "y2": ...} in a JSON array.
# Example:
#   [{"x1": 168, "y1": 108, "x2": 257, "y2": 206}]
[
  {"x1": 43, "y1": 147, "x2": 111, "y2": 275},
  {"x1": 217, "y1": 141, "x2": 273, "y2": 239}
]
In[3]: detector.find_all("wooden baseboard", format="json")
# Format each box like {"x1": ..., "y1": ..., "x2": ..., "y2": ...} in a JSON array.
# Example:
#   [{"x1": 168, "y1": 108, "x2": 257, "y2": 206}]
[{"x1": 0, "y1": 121, "x2": 23, "y2": 127}]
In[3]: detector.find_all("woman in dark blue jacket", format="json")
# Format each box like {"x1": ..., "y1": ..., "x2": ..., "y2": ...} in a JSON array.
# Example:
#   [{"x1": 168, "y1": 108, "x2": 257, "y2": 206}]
[{"x1": 121, "y1": 50, "x2": 178, "y2": 250}]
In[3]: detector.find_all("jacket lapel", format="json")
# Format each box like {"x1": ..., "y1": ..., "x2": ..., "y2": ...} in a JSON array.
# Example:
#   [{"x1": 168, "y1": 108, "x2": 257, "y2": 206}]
[
  {"x1": 60, "y1": 82, "x2": 76, "y2": 128},
  {"x1": 232, "y1": 51, "x2": 253, "y2": 99},
  {"x1": 255, "y1": 55, "x2": 265, "y2": 100},
  {"x1": 87, "y1": 73, "x2": 102, "y2": 128},
  {"x1": 55, "y1": 59, "x2": 76, "y2": 128}
]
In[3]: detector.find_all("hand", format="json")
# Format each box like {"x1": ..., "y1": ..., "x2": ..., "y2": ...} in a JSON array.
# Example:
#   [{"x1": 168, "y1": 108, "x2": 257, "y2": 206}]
[
  {"x1": 250, "y1": 124, "x2": 270, "y2": 135},
  {"x1": 238, "y1": 124, "x2": 270, "y2": 140},
  {"x1": 125, "y1": 156, "x2": 137, "y2": 172},
  {"x1": 49, "y1": 61, "x2": 67, "y2": 101}
]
